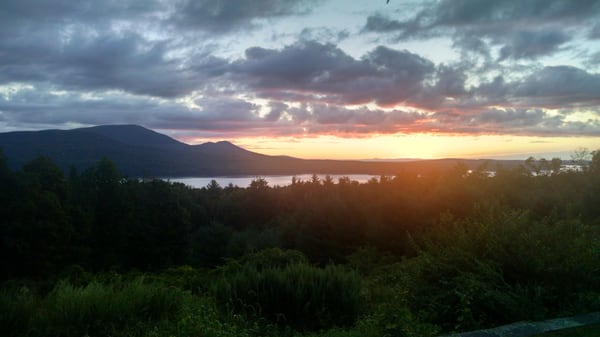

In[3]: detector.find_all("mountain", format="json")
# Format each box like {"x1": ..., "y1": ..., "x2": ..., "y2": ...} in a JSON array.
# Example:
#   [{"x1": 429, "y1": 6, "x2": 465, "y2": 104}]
[
  {"x1": 0, "y1": 125, "x2": 521, "y2": 177},
  {"x1": 82, "y1": 124, "x2": 186, "y2": 148}
]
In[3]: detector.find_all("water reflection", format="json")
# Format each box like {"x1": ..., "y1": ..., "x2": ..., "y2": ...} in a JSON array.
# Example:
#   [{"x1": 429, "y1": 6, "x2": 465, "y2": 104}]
[{"x1": 166, "y1": 174, "x2": 382, "y2": 188}]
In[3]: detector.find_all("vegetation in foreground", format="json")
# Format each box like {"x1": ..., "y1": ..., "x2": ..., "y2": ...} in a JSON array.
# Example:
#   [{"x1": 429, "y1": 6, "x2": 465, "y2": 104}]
[{"x1": 1, "y1": 148, "x2": 600, "y2": 336}]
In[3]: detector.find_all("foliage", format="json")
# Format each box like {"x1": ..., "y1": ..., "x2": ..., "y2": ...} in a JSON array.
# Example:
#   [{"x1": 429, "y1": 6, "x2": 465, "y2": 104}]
[
  {"x1": 399, "y1": 209, "x2": 600, "y2": 331},
  {"x1": 2, "y1": 152, "x2": 600, "y2": 336},
  {"x1": 0, "y1": 287, "x2": 36, "y2": 337},
  {"x1": 37, "y1": 277, "x2": 184, "y2": 337},
  {"x1": 214, "y1": 249, "x2": 362, "y2": 331}
]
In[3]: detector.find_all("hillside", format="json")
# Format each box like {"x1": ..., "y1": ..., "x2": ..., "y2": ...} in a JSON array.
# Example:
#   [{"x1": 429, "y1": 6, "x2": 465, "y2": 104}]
[{"x1": 0, "y1": 125, "x2": 520, "y2": 176}]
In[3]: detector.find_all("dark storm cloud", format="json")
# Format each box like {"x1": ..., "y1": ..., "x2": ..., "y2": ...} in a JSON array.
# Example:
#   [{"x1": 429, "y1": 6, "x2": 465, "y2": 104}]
[
  {"x1": 0, "y1": 86, "x2": 174, "y2": 126},
  {"x1": 171, "y1": 0, "x2": 321, "y2": 33},
  {"x1": 0, "y1": 0, "x2": 318, "y2": 98},
  {"x1": 232, "y1": 41, "x2": 435, "y2": 107},
  {"x1": 0, "y1": 86, "x2": 264, "y2": 133},
  {"x1": 364, "y1": 0, "x2": 600, "y2": 59},
  {"x1": 430, "y1": 107, "x2": 600, "y2": 136},
  {"x1": 513, "y1": 66, "x2": 600, "y2": 107},
  {"x1": 427, "y1": 0, "x2": 600, "y2": 26},
  {"x1": 432, "y1": 108, "x2": 550, "y2": 133},
  {"x1": 476, "y1": 108, "x2": 547, "y2": 127},
  {"x1": 452, "y1": 36, "x2": 492, "y2": 58},
  {"x1": 0, "y1": 29, "x2": 227, "y2": 98},
  {"x1": 279, "y1": 103, "x2": 429, "y2": 135},
  {"x1": 363, "y1": 14, "x2": 415, "y2": 35},
  {"x1": 0, "y1": 0, "x2": 318, "y2": 35},
  {"x1": 0, "y1": 0, "x2": 161, "y2": 32},
  {"x1": 1, "y1": 0, "x2": 599, "y2": 139},
  {"x1": 498, "y1": 30, "x2": 570, "y2": 60}
]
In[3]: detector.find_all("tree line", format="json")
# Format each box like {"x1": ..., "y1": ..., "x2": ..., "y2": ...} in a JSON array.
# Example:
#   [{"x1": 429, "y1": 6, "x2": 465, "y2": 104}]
[{"x1": 1, "y1": 148, "x2": 600, "y2": 336}]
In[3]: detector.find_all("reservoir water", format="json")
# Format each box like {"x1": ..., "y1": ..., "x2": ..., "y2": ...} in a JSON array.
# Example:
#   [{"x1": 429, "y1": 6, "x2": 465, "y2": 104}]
[{"x1": 166, "y1": 174, "x2": 382, "y2": 189}]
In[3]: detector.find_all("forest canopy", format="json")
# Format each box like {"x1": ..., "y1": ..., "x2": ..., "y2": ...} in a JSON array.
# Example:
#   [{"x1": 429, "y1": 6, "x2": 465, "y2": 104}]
[{"x1": 1, "y1": 149, "x2": 600, "y2": 337}]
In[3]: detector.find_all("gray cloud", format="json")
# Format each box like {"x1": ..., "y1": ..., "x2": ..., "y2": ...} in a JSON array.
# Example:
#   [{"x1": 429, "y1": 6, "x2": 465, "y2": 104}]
[
  {"x1": 498, "y1": 30, "x2": 570, "y2": 60},
  {"x1": 365, "y1": 0, "x2": 600, "y2": 60},
  {"x1": 0, "y1": 31, "x2": 220, "y2": 98},
  {"x1": 1, "y1": 0, "x2": 599, "y2": 140},
  {"x1": 232, "y1": 41, "x2": 435, "y2": 107},
  {"x1": 171, "y1": 0, "x2": 321, "y2": 33},
  {"x1": 512, "y1": 66, "x2": 600, "y2": 108},
  {"x1": 363, "y1": 14, "x2": 414, "y2": 35},
  {"x1": 0, "y1": 86, "x2": 172, "y2": 127},
  {"x1": 428, "y1": 0, "x2": 600, "y2": 26},
  {"x1": 591, "y1": 23, "x2": 600, "y2": 39},
  {"x1": 298, "y1": 27, "x2": 350, "y2": 43},
  {"x1": 430, "y1": 107, "x2": 600, "y2": 136},
  {"x1": 0, "y1": 0, "x2": 324, "y2": 98}
]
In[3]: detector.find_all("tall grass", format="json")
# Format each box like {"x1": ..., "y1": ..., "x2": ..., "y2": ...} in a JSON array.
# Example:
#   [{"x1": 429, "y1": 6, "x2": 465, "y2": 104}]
[
  {"x1": 214, "y1": 249, "x2": 362, "y2": 331},
  {"x1": 0, "y1": 287, "x2": 36, "y2": 337},
  {"x1": 36, "y1": 277, "x2": 184, "y2": 337}
]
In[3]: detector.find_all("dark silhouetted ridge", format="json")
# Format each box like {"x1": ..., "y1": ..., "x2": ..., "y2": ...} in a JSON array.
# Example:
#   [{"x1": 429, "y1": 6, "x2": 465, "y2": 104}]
[
  {"x1": 81, "y1": 124, "x2": 187, "y2": 148},
  {"x1": 0, "y1": 124, "x2": 522, "y2": 177}
]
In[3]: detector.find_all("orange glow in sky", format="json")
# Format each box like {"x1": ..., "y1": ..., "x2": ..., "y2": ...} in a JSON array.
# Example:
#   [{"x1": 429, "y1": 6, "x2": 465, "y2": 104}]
[{"x1": 182, "y1": 133, "x2": 600, "y2": 160}]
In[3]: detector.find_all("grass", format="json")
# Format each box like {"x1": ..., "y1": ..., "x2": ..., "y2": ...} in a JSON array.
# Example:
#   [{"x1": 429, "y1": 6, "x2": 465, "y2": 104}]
[
  {"x1": 214, "y1": 259, "x2": 362, "y2": 331},
  {"x1": 532, "y1": 324, "x2": 600, "y2": 337}
]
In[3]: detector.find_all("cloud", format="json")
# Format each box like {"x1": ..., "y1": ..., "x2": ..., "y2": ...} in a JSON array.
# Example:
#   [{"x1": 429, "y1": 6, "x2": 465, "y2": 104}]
[
  {"x1": 0, "y1": 0, "x2": 162, "y2": 31},
  {"x1": 363, "y1": 14, "x2": 416, "y2": 37},
  {"x1": 298, "y1": 27, "x2": 350, "y2": 44},
  {"x1": 0, "y1": 0, "x2": 326, "y2": 99},
  {"x1": 0, "y1": 86, "x2": 172, "y2": 127},
  {"x1": 427, "y1": 0, "x2": 600, "y2": 26},
  {"x1": 498, "y1": 30, "x2": 570, "y2": 60},
  {"x1": 512, "y1": 66, "x2": 600, "y2": 108},
  {"x1": 1, "y1": 0, "x2": 599, "y2": 140},
  {"x1": 232, "y1": 41, "x2": 435, "y2": 107},
  {"x1": 364, "y1": 0, "x2": 600, "y2": 59},
  {"x1": 171, "y1": 0, "x2": 321, "y2": 33},
  {"x1": 591, "y1": 23, "x2": 600, "y2": 39},
  {"x1": 0, "y1": 27, "x2": 230, "y2": 98},
  {"x1": 430, "y1": 107, "x2": 600, "y2": 136}
]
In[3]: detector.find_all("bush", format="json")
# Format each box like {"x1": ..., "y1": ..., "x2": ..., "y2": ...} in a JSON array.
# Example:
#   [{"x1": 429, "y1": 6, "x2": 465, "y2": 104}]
[
  {"x1": 156, "y1": 265, "x2": 211, "y2": 294},
  {"x1": 214, "y1": 249, "x2": 362, "y2": 331},
  {"x1": 400, "y1": 209, "x2": 600, "y2": 332},
  {"x1": 0, "y1": 287, "x2": 36, "y2": 337},
  {"x1": 37, "y1": 277, "x2": 185, "y2": 337}
]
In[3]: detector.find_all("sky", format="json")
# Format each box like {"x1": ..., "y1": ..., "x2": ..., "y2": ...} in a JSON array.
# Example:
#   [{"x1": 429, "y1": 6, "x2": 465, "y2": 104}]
[{"x1": 1, "y1": 0, "x2": 600, "y2": 160}]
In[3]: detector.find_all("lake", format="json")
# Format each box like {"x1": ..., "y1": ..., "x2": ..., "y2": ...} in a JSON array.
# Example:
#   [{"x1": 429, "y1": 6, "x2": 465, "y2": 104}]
[{"x1": 165, "y1": 174, "x2": 382, "y2": 188}]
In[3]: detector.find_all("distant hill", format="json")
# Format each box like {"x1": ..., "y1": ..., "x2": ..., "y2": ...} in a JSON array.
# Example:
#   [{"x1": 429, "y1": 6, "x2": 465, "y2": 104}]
[{"x1": 0, "y1": 125, "x2": 522, "y2": 177}]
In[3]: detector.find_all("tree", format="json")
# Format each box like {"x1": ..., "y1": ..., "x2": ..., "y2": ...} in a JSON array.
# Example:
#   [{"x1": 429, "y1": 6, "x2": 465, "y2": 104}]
[
  {"x1": 5, "y1": 156, "x2": 73, "y2": 278},
  {"x1": 550, "y1": 157, "x2": 562, "y2": 175},
  {"x1": 524, "y1": 156, "x2": 540, "y2": 176},
  {"x1": 79, "y1": 158, "x2": 127, "y2": 269},
  {"x1": 589, "y1": 150, "x2": 600, "y2": 176},
  {"x1": 571, "y1": 147, "x2": 591, "y2": 171}
]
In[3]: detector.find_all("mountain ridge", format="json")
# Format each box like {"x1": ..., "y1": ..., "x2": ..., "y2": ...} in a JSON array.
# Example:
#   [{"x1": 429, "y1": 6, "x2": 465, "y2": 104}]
[{"x1": 0, "y1": 125, "x2": 521, "y2": 177}]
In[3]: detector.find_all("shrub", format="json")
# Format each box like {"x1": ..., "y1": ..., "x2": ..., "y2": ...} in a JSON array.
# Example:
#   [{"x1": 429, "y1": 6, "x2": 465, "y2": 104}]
[
  {"x1": 214, "y1": 249, "x2": 362, "y2": 331},
  {"x1": 37, "y1": 277, "x2": 185, "y2": 337},
  {"x1": 0, "y1": 287, "x2": 36, "y2": 337},
  {"x1": 400, "y1": 208, "x2": 600, "y2": 332},
  {"x1": 156, "y1": 265, "x2": 211, "y2": 294}
]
